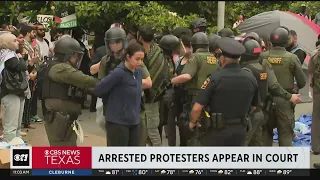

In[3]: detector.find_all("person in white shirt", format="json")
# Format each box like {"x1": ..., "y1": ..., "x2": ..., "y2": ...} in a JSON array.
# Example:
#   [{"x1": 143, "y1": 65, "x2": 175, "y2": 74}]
[
  {"x1": 233, "y1": 14, "x2": 244, "y2": 29},
  {"x1": 35, "y1": 23, "x2": 54, "y2": 60}
]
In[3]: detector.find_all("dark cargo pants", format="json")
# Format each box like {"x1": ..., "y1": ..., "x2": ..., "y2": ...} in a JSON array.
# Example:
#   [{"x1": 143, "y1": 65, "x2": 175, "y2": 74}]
[
  {"x1": 246, "y1": 110, "x2": 264, "y2": 146},
  {"x1": 44, "y1": 112, "x2": 77, "y2": 146},
  {"x1": 262, "y1": 97, "x2": 295, "y2": 146},
  {"x1": 312, "y1": 93, "x2": 320, "y2": 153}
]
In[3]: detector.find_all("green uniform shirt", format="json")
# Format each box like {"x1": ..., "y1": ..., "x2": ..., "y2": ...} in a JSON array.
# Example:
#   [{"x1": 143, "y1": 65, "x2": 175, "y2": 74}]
[
  {"x1": 308, "y1": 49, "x2": 320, "y2": 93},
  {"x1": 182, "y1": 50, "x2": 219, "y2": 95},
  {"x1": 259, "y1": 59, "x2": 292, "y2": 100},
  {"x1": 260, "y1": 47, "x2": 306, "y2": 92},
  {"x1": 49, "y1": 63, "x2": 99, "y2": 88}
]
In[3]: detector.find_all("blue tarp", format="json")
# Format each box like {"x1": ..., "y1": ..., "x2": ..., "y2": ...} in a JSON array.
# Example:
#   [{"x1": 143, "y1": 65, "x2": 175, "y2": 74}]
[{"x1": 273, "y1": 114, "x2": 312, "y2": 147}]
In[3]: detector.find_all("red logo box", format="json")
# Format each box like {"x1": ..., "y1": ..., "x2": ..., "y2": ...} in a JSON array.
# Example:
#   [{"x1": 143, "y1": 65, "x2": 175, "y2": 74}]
[{"x1": 32, "y1": 147, "x2": 91, "y2": 169}]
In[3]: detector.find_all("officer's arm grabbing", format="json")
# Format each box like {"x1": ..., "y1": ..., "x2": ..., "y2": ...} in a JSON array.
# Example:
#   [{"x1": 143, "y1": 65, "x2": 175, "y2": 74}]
[
  {"x1": 290, "y1": 54, "x2": 307, "y2": 89},
  {"x1": 171, "y1": 55, "x2": 197, "y2": 84},
  {"x1": 189, "y1": 76, "x2": 214, "y2": 125},
  {"x1": 49, "y1": 63, "x2": 99, "y2": 89}
]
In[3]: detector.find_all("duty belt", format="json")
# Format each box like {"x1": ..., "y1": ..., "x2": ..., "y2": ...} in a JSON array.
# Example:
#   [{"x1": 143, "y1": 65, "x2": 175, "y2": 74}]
[{"x1": 210, "y1": 113, "x2": 248, "y2": 129}]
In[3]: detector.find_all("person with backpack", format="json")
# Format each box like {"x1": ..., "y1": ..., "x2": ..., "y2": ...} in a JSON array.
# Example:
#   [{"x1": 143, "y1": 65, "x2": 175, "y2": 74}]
[
  {"x1": 34, "y1": 23, "x2": 54, "y2": 117},
  {"x1": 136, "y1": 25, "x2": 173, "y2": 146},
  {"x1": 171, "y1": 32, "x2": 220, "y2": 146},
  {"x1": 159, "y1": 34, "x2": 188, "y2": 146}
]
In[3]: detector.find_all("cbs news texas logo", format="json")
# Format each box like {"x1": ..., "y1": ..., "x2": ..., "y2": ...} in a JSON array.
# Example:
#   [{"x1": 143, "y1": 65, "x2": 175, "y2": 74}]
[{"x1": 11, "y1": 147, "x2": 32, "y2": 169}]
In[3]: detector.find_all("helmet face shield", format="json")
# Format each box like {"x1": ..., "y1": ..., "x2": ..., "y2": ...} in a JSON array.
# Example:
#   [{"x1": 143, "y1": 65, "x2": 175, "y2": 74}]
[
  {"x1": 108, "y1": 39, "x2": 122, "y2": 45},
  {"x1": 105, "y1": 38, "x2": 124, "y2": 54},
  {"x1": 65, "y1": 51, "x2": 84, "y2": 69}
]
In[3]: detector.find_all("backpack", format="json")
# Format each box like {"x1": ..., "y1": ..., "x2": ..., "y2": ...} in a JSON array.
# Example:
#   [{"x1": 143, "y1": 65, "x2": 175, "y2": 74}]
[
  {"x1": 144, "y1": 44, "x2": 170, "y2": 103},
  {"x1": 44, "y1": 38, "x2": 50, "y2": 47},
  {"x1": 37, "y1": 58, "x2": 52, "y2": 100}
]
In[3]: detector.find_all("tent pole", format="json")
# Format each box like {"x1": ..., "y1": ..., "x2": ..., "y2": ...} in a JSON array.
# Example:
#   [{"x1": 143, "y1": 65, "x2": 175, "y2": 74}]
[{"x1": 217, "y1": 1, "x2": 225, "y2": 32}]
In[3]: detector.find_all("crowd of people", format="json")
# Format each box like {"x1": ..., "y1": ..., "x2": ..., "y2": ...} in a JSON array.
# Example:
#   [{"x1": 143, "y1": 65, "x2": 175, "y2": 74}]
[
  {"x1": 0, "y1": 11, "x2": 319, "y2": 167},
  {"x1": 0, "y1": 22, "x2": 91, "y2": 141}
]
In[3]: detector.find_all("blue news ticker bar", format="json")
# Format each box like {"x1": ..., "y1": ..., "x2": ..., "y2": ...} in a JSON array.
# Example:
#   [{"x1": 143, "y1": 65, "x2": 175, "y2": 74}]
[{"x1": 32, "y1": 169, "x2": 92, "y2": 176}]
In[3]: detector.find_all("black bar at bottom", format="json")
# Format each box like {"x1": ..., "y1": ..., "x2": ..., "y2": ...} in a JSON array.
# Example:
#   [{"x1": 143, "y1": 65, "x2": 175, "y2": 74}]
[
  {"x1": 0, "y1": 169, "x2": 10, "y2": 176},
  {"x1": 91, "y1": 169, "x2": 314, "y2": 176}
]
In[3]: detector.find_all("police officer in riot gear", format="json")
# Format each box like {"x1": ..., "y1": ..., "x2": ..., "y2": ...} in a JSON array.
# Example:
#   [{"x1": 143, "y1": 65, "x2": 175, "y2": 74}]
[
  {"x1": 242, "y1": 32, "x2": 261, "y2": 44},
  {"x1": 42, "y1": 37, "x2": 99, "y2": 146},
  {"x1": 260, "y1": 26, "x2": 306, "y2": 146},
  {"x1": 158, "y1": 34, "x2": 179, "y2": 140},
  {"x1": 159, "y1": 34, "x2": 186, "y2": 146},
  {"x1": 172, "y1": 27, "x2": 193, "y2": 38},
  {"x1": 242, "y1": 38, "x2": 304, "y2": 146},
  {"x1": 190, "y1": 18, "x2": 207, "y2": 34},
  {"x1": 208, "y1": 34, "x2": 222, "y2": 58},
  {"x1": 189, "y1": 37, "x2": 259, "y2": 146},
  {"x1": 171, "y1": 32, "x2": 219, "y2": 146},
  {"x1": 98, "y1": 27, "x2": 127, "y2": 80},
  {"x1": 241, "y1": 39, "x2": 268, "y2": 146},
  {"x1": 218, "y1": 28, "x2": 235, "y2": 38}
]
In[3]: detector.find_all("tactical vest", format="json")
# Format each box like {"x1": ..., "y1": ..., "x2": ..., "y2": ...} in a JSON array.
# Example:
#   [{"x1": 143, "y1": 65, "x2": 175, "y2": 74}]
[
  {"x1": 144, "y1": 45, "x2": 170, "y2": 103},
  {"x1": 312, "y1": 50, "x2": 320, "y2": 93},
  {"x1": 290, "y1": 44, "x2": 303, "y2": 54},
  {"x1": 42, "y1": 61, "x2": 71, "y2": 101},
  {"x1": 243, "y1": 63, "x2": 268, "y2": 105},
  {"x1": 185, "y1": 52, "x2": 219, "y2": 95},
  {"x1": 42, "y1": 61, "x2": 86, "y2": 103},
  {"x1": 98, "y1": 55, "x2": 121, "y2": 80},
  {"x1": 261, "y1": 50, "x2": 295, "y2": 91}
]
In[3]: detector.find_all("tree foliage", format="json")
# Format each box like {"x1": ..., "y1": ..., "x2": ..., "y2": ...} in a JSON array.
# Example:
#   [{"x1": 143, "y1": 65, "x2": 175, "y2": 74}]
[{"x1": 0, "y1": 1, "x2": 319, "y2": 33}]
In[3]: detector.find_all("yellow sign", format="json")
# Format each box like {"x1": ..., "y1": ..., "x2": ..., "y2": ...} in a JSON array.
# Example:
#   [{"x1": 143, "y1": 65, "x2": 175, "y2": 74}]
[
  {"x1": 207, "y1": 56, "x2": 217, "y2": 64},
  {"x1": 260, "y1": 73, "x2": 267, "y2": 80},
  {"x1": 268, "y1": 57, "x2": 282, "y2": 64},
  {"x1": 201, "y1": 77, "x2": 211, "y2": 89}
]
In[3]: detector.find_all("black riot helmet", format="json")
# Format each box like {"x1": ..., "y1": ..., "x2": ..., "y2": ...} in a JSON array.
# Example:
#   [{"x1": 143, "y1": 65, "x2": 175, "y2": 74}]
[
  {"x1": 208, "y1": 34, "x2": 221, "y2": 53},
  {"x1": 243, "y1": 32, "x2": 261, "y2": 45},
  {"x1": 172, "y1": 27, "x2": 193, "y2": 38},
  {"x1": 190, "y1": 18, "x2": 207, "y2": 34},
  {"x1": 191, "y1": 32, "x2": 209, "y2": 52},
  {"x1": 241, "y1": 39, "x2": 262, "y2": 61},
  {"x1": 154, "y1": 32, "x2": 163, "y2": 44},
  {"x1": 159, "y1": 34, "x2": 181, "y2": 55},
  {"x1": 54, "y1": 36, "x2": 84, "y2": 69},
  {"x1": 269, "y1": 26, "x2": 291, "y2": 47},
  {"x1": 104, "y1": 27, "x2": 127, "y2": 55},
  {"x1": 125, "y1": 23, "x2": 138, "y2": 37},
  {"x1": 218, "y1": 28, "x2": 235, "y2": 38}
]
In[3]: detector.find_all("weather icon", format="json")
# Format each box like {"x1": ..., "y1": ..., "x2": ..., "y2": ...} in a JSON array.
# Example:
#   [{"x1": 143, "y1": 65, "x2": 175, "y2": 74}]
[
  {"x1": 105, "y1": 171, "x2": 111, "y2": 175},
  {"x1": 277, "y1": 170, "x2": 282, "y2": 175},
  {"x1": 218, "y1": 170, "x2": 223, "y2": 174},
  {"x1": 247, "y1": 171, "x2": 252, "y2": 175},
  {"x1": 189, "y1": 170, "x2": 194, "y2": 174},
  {"x1": 161, "y1": 170, "x2": 167, "y2": 174}
]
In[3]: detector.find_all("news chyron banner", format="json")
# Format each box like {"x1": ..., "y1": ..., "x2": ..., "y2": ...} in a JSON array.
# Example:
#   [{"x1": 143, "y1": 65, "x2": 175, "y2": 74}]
[{"x1": 10, "y1": 147, "x2": 310, "y2": 176}]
